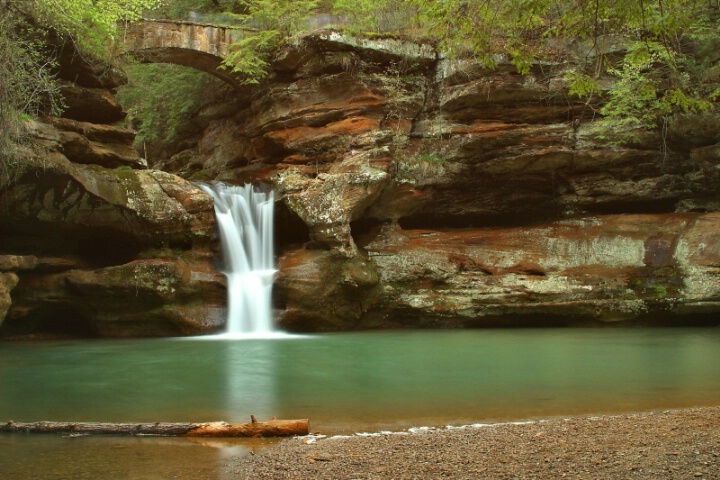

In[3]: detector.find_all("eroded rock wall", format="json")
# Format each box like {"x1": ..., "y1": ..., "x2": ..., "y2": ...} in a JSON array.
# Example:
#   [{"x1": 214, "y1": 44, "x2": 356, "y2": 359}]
[
  {"x1": 3, "y1": 31, "x2": 719, "y2": 337},
  {"x1": 278, "y1": 214, "x2": 720, "y2": 330},
  {"x1": 160, "y1": 31, "x2": 720, "y2": 331},
  {"x1": 0, "y1": 47, "x2": 226, "y2": 338}
]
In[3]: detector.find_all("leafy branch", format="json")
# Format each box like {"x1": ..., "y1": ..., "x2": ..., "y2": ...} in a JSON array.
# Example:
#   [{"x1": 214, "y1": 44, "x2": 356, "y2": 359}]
[{"x1": 220, "y1": 0, "x2": 318, "y2": 84}]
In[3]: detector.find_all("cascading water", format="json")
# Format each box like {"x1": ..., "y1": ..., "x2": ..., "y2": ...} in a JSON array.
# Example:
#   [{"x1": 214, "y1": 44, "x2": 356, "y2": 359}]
[{"x1": 198, "y1": 182, "x2": 277, "y2": 337}]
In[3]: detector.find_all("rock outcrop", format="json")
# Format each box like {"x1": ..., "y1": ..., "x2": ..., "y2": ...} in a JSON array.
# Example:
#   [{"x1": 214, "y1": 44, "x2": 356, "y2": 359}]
[
  {"x1": 59, "y1": 82, "x2": 127, "y2": 124},
  {"x1": 0, "y1": 273, "x2": 19, "y2": 325},
  {"x1": 0, "y1": 146, "x2": 213, "y2": 247},
  {"x1": 3, "y1": 29, "x2": 720, "y2": 337},
  {"x1": 0, "y1": 119, "x2": 226, "y2": 336},
  {"x1": 47, "y1": 117, "x2": 148, "y2": 169},
  {"x1": 278, "y1": 214, "x2": 720, "y2": 330},
  {"x1": 0, "y1": 45, "x2": 226, "y2": 337},
  {"x1": 7, "y1": 252, "x2": 225, "y2": 336},
  {"x1": 155, "y1": 31, "x2": 720, "y2": 331}
]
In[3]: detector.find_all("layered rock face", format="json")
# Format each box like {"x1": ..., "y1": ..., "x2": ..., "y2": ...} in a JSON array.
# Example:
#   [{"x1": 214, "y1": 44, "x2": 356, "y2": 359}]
[
  {"x1": 0, "y1": 48, "x2": 226, "y2": 338},
  {"x1": 160, "y1": 32, "x2": 720, "y2": 331},
  {"x1": 279, "y1": 214, "x2": 720, "y2": 330},
  {"x1": 3, "y1": 31, "x2": 719, "y2": 337}
]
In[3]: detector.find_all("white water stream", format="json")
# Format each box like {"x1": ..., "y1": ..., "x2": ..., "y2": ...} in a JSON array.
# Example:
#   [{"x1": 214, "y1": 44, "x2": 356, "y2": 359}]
[{"x1": 198, "y1": 183, "x2": 277, "y2": 337}]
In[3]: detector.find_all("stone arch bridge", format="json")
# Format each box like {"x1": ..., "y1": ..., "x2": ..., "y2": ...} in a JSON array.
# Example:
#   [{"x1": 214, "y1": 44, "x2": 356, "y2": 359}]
[{"x1": 122, "y1": 19, "x2": 249, "y2": 87}]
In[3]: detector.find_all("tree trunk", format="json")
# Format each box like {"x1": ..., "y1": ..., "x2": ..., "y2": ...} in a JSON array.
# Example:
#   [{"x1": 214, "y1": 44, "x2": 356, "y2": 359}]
[{"x1": 0, "y1": 417, "x2": 309, "y2": 437}]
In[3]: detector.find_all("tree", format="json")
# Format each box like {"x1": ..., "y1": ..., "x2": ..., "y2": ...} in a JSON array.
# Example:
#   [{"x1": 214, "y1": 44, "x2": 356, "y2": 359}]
[
  {"x1": 21, "y1": 0, "x2": 163, "y2": 59},
  {"x1": 413, "y1": 0, "x2": 551, "y2": 73},
  {"x1": 411, "y1": 0, "x2": 720, "y2": 130},
  {"x1": 333, "y1": 0, "x2": 417, "y2": 34},
  {"x1": 117, "y1": 64, "x2": 227, "y2": 150},
  {"x1": 221, "y1": 0, "x2": 319, "y2": 84},
  {"x1": 152, "y1": 0, "x2": 250, "y2": 24}
]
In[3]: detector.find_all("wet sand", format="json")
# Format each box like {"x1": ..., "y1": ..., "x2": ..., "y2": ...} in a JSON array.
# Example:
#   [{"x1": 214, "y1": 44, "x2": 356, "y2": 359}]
[{"x1": 228, "y1": 407, "x2": 720, "y2": 479}]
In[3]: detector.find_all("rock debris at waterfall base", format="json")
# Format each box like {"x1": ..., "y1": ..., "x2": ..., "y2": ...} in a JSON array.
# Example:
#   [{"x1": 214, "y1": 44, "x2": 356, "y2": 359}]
[{"x1": 227, "y1": 406, "x2": 720, "y2": 479}]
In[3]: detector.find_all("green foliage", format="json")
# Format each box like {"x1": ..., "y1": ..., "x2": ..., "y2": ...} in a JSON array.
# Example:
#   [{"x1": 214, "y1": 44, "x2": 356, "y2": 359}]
[
  {"x1": 0, "y1": 10, "x2": 62, "y2": 188},
  {"x1": 599, "y1": 40, "x2": 715, "y2": 130},
  {"x1": 394, "y1": 138, "x2": 450, "y2": 182},
  {"x1": 238, "y1": 0, "x2": 319, "y2": 35},
  {"x1": 627, "y1": 265, "x2": 682, "y2": 300},
  {"x1": 117, "y1": 64, "x2": 223, "y2": 146},
  {"x1": 566, "y1": 71, "x2": 600, "y2": 99},
  {"x1": 153, "y1": 0, "x2": 248, "y2": 21},
  {"x1": 220, "y1": 0, "x2": 318, "y2": 83},
  {"x1": 25, "y1": 0, "x2": 163, "y2": 60},
  {"x1": 413, "y1": 0, "x2": 550, "y2": 71},
  {"x1": 333, "y1": 0, "x2": 416, "y2": 34},
  {"x1": 411, "y1": 0, "x2": 719, "y2": 132},
  {"x1": 1, "y1": 0, "x2": 164, "y2": 188},
  {"x1": 584, "y1": 3, "x2": 719, "y2": 131},
  {"x1": 222, "y1": 30, "x2": 282, "y2": 83},
  {"x1": 418, "y1": 152, "x2": 445, "y2": 164},
  {"x1": 654, "y1": 285, "x2": 668, "y2": 299}
]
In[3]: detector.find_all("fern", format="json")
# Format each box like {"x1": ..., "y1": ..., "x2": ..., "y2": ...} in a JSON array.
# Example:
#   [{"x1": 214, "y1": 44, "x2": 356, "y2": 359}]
[
  {"x1": 221, "y1": 30, "x2": 282, "y2": 84},
  {"x1": 219, "y1": 0, "x2": 318, "y2": 84}
]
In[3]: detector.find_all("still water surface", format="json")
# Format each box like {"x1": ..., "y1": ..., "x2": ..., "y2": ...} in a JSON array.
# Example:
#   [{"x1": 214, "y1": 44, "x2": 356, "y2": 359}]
[{"x1": 1, "y1": 328, "x2": 720, "y2": 478}]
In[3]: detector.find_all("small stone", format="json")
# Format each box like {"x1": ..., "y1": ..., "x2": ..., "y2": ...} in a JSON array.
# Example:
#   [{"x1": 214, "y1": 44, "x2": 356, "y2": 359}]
[{"x1": 311, "y1": 454, "x2": 333, "y2": 462}]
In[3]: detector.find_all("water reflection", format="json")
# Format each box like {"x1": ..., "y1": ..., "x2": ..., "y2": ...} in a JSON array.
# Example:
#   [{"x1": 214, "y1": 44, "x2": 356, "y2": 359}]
[{"x1": 221, "y1": 339, "x2": 279, "y2": 422}]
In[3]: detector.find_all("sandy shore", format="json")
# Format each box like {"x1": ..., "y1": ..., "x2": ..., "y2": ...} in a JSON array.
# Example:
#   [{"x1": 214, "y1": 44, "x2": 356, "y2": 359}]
[{"x1": 228, "y1": 407, "x2": 720, "y2": 479}]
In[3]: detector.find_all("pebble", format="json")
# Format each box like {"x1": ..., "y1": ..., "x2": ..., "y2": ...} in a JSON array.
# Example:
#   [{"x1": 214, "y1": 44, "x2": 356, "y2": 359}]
[{"x1": 228, "y1": 407, "x2": 720, "y2": 480}]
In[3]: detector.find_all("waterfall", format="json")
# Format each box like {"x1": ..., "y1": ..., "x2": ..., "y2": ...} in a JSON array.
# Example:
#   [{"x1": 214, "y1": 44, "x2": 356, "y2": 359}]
[{"x1": 198, "y1": 182, "x2": 276, "y2": 337}]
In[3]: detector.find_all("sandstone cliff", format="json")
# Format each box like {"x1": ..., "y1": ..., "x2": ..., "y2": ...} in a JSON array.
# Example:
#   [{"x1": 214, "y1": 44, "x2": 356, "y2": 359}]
[
  {"x1": 2, "y1": 31, "x2": 719, "y2": 337},
  {"x1": 155, "y1": 31, "x2": 720, "y2": 331},
  {"x1": 0, "y1": 45, "x2": 226, "y2": 337}
]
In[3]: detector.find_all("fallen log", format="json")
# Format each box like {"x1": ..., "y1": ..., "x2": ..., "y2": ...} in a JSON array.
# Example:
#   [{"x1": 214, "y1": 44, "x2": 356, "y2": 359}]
[{"x1": 0, "y1": 416, "x2": 309, "y2": 437}]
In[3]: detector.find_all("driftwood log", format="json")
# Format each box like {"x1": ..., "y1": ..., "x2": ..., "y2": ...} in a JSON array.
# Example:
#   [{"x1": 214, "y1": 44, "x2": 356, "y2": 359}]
[{"x1": 0, "y1": 416, "x2": 309, "y2": 437}]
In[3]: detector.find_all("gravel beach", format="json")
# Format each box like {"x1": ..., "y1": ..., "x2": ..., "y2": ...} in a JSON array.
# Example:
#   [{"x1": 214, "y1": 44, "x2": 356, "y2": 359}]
[{"x1": 229, "y1": 407, "x2": 720, "y2": 479}]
